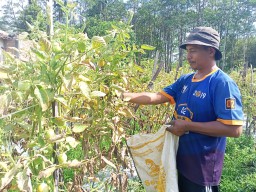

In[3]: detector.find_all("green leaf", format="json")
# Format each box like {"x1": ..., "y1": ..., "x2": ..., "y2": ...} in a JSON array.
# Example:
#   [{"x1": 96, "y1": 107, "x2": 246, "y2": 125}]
[
  {"x1": 110, "y1": 84, "x2": 126, "y2": 92},
  {"x1": 52, "y1": 117, "x2": 65, "y2": 127},
  {"x1": 77, "y1": 41, "x2": 86, "y2": 52},
  {"x1": 91, "y1": 91, "x2": 106, "y2": 97},
  {"x1": 31, "y1": 48, "x2": 46, "y2": 59},
  {"x1": 34, "y1": 85, "x2": 49, "y2": 111},
  {"x1": 141, "y1": 44, "x2": 155, "y2": 50},
  {"x1": 79, "y1": 82, "x2": 91, "y2": 100},
  {"x1": 18, "y1": 80, "x2": 31, "y2": 91},
  {"x1": 72, "y1": 124, "x2": 88, "y2": 133}
]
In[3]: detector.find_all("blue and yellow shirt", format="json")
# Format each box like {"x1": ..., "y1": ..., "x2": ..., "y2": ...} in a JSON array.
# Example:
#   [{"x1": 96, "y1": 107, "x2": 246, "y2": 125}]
[{"x1": 160, "y1": 68, "x2": 243, "y2": 186}]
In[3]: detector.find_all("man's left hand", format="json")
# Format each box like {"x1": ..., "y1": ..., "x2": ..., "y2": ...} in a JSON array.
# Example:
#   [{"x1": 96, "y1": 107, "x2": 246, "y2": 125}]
[{"x1": 165, "y1": 120, "x2": 189, "y2": 136}]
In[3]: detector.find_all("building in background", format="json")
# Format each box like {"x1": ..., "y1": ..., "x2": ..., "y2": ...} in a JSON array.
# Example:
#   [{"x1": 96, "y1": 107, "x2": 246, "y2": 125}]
[{"x1": 0, "y1": 30, "x2": 19, "y2": 61}]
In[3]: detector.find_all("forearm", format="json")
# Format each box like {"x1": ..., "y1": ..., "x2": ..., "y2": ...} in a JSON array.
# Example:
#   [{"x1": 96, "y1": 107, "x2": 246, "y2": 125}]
[
  {"x1": 185, "y1": 121, "x2": 242, "y2": 138},
  {"x1": 122, "y1": 92, "x2": 169, "y2": 105}
]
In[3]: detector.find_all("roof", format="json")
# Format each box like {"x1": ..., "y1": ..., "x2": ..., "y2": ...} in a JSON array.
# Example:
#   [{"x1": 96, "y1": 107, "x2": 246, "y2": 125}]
[{"x1": 0, "y1": 30, "x2": 16, "y2": 40}]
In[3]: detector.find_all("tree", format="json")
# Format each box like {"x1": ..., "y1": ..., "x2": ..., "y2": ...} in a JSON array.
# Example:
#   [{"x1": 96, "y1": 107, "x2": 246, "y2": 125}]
[
  {"x1": 0, "y1": 0, "x2": 23, "y2": 33},
  {"x1": 15, "y1": 0, "x2": 47, "y2": 32}
]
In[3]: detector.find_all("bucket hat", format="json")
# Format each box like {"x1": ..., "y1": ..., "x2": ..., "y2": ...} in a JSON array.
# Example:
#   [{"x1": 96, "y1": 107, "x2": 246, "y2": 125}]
[{"x1": 180, "y1": 27, "x2": 222, "y2": 60}]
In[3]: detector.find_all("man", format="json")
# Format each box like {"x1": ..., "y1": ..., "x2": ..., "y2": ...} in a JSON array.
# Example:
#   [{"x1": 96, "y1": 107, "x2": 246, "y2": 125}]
[{"x1": 122, "y1": 27, "x2": 244, "y2": 192}]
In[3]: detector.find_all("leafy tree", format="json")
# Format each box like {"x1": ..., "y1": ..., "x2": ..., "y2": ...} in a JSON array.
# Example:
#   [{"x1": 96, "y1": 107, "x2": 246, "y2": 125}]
[
  {"x1": 0, "y1": 0, "x2": 23, "y2": 32},
  {"x1": 15, "y1": 0, "x2": 47, "y2": 32}
]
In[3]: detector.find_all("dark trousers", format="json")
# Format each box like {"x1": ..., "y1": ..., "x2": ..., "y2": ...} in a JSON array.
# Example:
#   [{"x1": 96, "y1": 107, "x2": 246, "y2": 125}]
[{"x1": 178, "y1": 172, "x2": 220, "y2": 192}]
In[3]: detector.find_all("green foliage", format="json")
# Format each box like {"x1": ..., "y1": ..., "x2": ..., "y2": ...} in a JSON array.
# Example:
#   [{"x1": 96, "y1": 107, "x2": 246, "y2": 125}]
[
  {"x1": 221, "y1": 136, "x2": 256, "y2": 192},
  {"x1": 15, "y1": 1, "x2": 47, "y2": 32}
]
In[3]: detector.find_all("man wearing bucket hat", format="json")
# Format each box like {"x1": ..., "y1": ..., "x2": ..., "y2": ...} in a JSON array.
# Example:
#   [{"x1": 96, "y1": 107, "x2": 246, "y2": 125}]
[{"x1": 122, "y1": 27, "x2": 244, "y2": 191}]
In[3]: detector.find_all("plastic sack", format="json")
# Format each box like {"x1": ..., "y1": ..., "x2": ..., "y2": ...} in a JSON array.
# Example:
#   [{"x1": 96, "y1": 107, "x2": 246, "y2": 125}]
[{"x1": 127, "y1": 125, "x2": 179, "y2": 192}]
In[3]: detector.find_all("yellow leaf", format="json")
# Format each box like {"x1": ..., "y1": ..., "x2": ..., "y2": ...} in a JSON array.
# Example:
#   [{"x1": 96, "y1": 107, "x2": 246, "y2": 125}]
[
  {"x1": 72, "y1": 124, "x2": 88, "y2": 133},
  {"x1": 38, "y1": 166, "x2": 56, "y2": 179},
  {"x1": 101, "y1": 156, "x2": 117, "y2": 170},
  {"x1": 79, "y1": 82, "x2": 91, "y2": 100}
]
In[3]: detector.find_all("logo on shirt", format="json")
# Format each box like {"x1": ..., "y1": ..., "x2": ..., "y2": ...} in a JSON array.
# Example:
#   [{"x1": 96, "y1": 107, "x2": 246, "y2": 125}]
[
  {"x1": 174, "y1": 104, "x2": 194, "y2": 122},
  {"x1": 225, "y1": 98, "x2": 236, "y2": 110},
  {"x1": 181, "y1": 85, "x2": 188, "y2": 93},
  {"x1": 193, "y1": 90, "x2": 206, "y2": 99}
]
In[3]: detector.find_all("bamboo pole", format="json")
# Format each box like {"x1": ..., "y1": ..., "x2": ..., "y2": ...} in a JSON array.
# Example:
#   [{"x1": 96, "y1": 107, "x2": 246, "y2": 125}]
[{"x1": 47, "y1": 0, "x2": 62, "y2": 191}]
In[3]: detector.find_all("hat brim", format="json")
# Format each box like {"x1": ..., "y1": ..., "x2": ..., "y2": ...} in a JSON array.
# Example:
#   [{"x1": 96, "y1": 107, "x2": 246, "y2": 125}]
[{"x1": 180, "y1": 40, "x2": 222, "y2": 60}]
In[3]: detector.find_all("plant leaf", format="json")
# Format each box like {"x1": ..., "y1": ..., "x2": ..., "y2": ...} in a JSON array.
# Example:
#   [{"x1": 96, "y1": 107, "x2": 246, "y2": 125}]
[
  {"x1": 66, "y1": 136, "x2": 80, "y2": 148},
  {"x1": 16, "y1": 168, "x2": 32, "y2": 192},
  {"x1": 91, "y1": 91, "x2": 106, "y2": 97},
  {"x1": 38, "y1": 166, "x2": 57, "y2": 179},
  {"x1": 18, "y1": 80, "x2": 31, "y2": 91},
  {"x1": 55, "y1": 95, "x2": 68, "y2": 107},
  {"x1": 91, "y1": 36, "x2": 106, "y2": 48},
  {"x1": 0, "y1": 163, "x2": 22, "y2": 191},
  {"x1": 72, "y1": 124, "x2": 88, "y2": 133},
  {"x1": 101, "y1": 156, "x2": 117, "y2": 170},
  {"x1": 79, "y1": 82, "x2": 90, "y2": 100},
  {"x1": 52, "y1": 117, "x2": 65, "y2": 127},
  {"x1": 34, "y1": 85, "x2": 49, "y2": 111},
  {"x1": 141, "y1": 44, "x2": 155, "y2": 50}
]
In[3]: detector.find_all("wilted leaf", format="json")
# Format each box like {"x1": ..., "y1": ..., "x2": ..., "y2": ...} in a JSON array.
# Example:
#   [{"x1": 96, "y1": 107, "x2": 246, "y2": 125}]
[
  {"x1": 39, "y1": 37, "x2": 52, "y2": 53},
  {"x1": 0, "y1": 163, "x2": 22, "y2": 191},
  {"x1": 34, "y1": 85, "x2": 49, "y2": 111},
  {"x1": 18, "y1": 80, "x2": 31, "y2": 91},
  {"x1": 91, "y1": 36, "x2": 106, "y2": 48},
  {"x1": 66, "y1": 136, "x2": 80, "y2": 148},
  {"x1": 0, "y1": 94, "x2": 11, "y2": 116},
  {"x1": 38, "y1": 166, "x2": 57, "y2": 179},
  {"x1": 0, "y1": 65, "x2": 11, "y2": 74},
  {"x1": 78, "y1": 74, "x2": 91, "y2": 82},
  {"x1": 141, "y1": 44, "x2": 155, "y2": 50},
  {"x1": 67, "y1": 159, "x2": 82, "y2": 168},
  {"x1": 72, "y1": 124, "x2": 88, "y2": 133},
  {"x1": 118, "y1": 107, "x2": 136, "y2": 118},
  {"x1": 55, "y1": 96, "x2": 68, "y2": 107},
  {"x1": 79, "y1": 82, "x2": 91, "y2": 100},
  {"x1": 63, "y1": 76, "x2": 76, "y2": 91},
  {"x1": 91, "y1": 91, "x2": 106, "y2": 97},
  {"x1": 110, "y1": 84, "x2": 126, "y2": 92},
  {"x1": 16, "y1": 168, "x2": 32, "y2": 192},
  {"x1": 0, "y1": 162, "x2": 8, "y2": 171},
  {"x1": 0, "y1": 71, "x2": 8, "y2": 79},
  {"x1": 101, "y1": 156, "x2": 117, "y2": 170}
]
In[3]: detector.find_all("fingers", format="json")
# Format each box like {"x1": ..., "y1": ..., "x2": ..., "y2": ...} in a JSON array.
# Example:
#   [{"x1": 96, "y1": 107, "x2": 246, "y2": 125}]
[
  {"x1": 166, "y1": 126, "x2": 173, "y2": 132},
  {"x1": 165, "y1": 120, "x2": 175, "y2": 126}
]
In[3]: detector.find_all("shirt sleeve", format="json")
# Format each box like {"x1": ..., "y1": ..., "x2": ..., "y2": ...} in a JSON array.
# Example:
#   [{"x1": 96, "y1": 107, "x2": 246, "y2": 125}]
[
  {"x1": 159, "y1": 76, "x2": 184, "y2": 105},
  {"x1": 213, "y1": 80, "x2": 244, "y2": 125}
]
